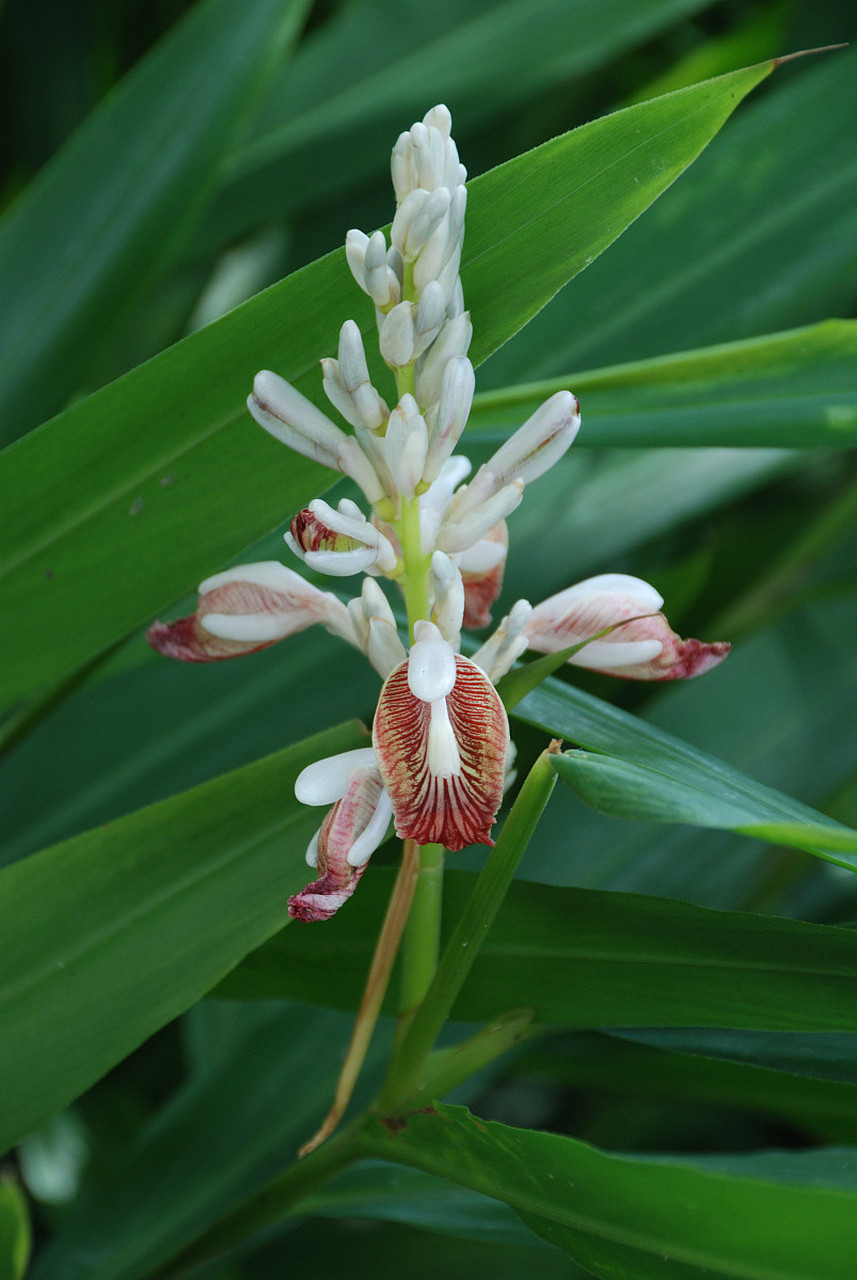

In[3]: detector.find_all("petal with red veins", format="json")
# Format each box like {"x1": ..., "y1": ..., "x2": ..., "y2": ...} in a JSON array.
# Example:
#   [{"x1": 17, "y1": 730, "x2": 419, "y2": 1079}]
[
  {"x1": 147, "y1": 562, "x2": 341, "y2": 662},
  {"x1": 289, "y1": 764, "x2": 391, "y2": 921},
  {"x1": 373, "y1": 653, "x2": 509, "y2": 851},
  {"x1": 525, "y1": 575, "x2": 730, "y2": 680}
]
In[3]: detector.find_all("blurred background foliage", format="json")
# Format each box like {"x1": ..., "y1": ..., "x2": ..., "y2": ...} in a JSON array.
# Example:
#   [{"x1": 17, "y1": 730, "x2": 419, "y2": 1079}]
[{"x1": 1, "y1": 0, "x2": 856, "y2": 1276}]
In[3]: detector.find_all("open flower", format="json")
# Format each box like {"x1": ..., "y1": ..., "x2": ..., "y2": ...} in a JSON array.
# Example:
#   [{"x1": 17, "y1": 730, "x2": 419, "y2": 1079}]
[
  {"x1": 289, "y1": 748, "x2": 393, "y2": 921},
  {"x1": 373, "y1": 621, "x2": 509, "y2": 851},
  {"x1": 524, "y1": 574, "x2": 730, "y2": 679},
  {"x1": 147, "y1": 562, "x2": 353, "y2": 661}
]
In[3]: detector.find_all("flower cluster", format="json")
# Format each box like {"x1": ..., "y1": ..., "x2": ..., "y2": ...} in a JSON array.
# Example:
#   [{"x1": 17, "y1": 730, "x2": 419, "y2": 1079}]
[{"x1": 149, "y1": 106, "x2": 729, "y2": 921}]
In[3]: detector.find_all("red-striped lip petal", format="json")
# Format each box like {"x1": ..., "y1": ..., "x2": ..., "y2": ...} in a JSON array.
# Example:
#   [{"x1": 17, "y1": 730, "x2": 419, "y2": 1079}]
[{"x1": 373, "y1": 653, "x2": 509, "y2": 852}]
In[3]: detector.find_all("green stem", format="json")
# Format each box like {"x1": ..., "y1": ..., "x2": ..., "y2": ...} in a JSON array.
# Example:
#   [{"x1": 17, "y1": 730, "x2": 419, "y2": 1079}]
[
  {"x1": 377, "y1": 745, "x2": 559, "y2": 1112},
  {"x1": 397, "y1": 842, "x2": 444, "y2": 1021},
  {"x1": 397, "y1": 493, "x2": 431, "y2": 641}
]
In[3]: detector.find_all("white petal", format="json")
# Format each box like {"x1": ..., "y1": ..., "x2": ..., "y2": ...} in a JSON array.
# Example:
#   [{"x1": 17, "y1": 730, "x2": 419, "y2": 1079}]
[
  {"x1": 346, "y1": 786, "x2": 394, "y2": 867},
  {"x1": 408, "y1": 619, "x2": 456, "y2": 701},
  {"x1": 201, "y1": 612, "x2": 299, "y2": 642},
  {"x1": 295, "y1": 748, "x2": 379, "y2": 806},
  {"x1": 426, "y1": 697, "x2": 462, "y2": 779},
  {"x1": 568, "y1": 639, "x2": 664, "y2": 669}
]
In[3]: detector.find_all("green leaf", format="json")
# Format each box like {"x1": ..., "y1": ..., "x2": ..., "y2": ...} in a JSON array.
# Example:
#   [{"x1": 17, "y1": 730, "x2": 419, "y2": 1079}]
[
  {"x1": 0, "y1": 0, "x2": 311, "y2": 445},
  {"x1": 219, "y1": 869, "x2": 857, "y2": 1035},
  {"x1": 29, "y1": 1002, "x2": 391, "y2": 1280},
  {"x1": 358, "y1": 1103, "x2": 857, "y2": 1280},
  {"x1": 518, "y1": 679, "x2": 857, "y2": 869},
  {"x1": 470, "y1": 320, "x2": 857, "y2": 448},
  {"x1": 0, "y1": 1181, "x2": 31, "y2": 1280},
  {"x1": 0, "y1": 719, "x2": 366, "y2": 1157},
  {"x1": 553, "y1": 751, "x2": 857, "y2": 862},
  {"x1": 483, "y1": 45, "x2": 857, "y2": 382},
  {"x1": 210, "y1": 0, "x2": 714, "y2": 243},
  {"x1": 0, "y1": 58, "x2": 778, "y2": 708},
  {"x1": 296, "y1": 1160, "x2": 554, "y2": 1249},
  {"x1": 606, "y1": 1028, "x2": 857, "y2": 1088}
]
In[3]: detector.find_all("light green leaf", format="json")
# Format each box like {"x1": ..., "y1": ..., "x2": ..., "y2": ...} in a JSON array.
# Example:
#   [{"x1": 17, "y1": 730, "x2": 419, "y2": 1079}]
[
  {"x1": 518, "y1": 679, "x2": 857, "y2": 869},
  {"x1": 0, "y1": 58, "x2": 778, "y2": 708},
  {"x1": 0, "y1": 0, "x2": 311, "y2": 445},
  {"x1": 0, "y1": 1181, "x2": 31, "y2": 1280},
  {"x1": 0, "y1": 719, "x2": 366, "y2": 1157},
  {"x1": 219, "y1": 869, "x2": 857, "y2": 1034},
  {"x1": 554, "y1": 751, "x2": 857, "y2": 863},
  {"x1": 358, "y1": 1103, "x2": 857, "y2": 1280},
  {"x1": 471, "y1": 320, "x2": 857, "y2": 448}
]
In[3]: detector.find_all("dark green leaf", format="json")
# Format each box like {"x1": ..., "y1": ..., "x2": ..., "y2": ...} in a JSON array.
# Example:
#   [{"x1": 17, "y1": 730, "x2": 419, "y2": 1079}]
[
  {"x1": 219, "y1": 869, "x2": 857, "y2": 1034},
  {"x1": 0, "y1": 0, "x2": 311, "y2": 444},
  {"x1": 0, "y1": 719, "x2": 366, "y2": 1157},
  {"x1": 358, "y1": 1103, "x2": 857, "y2": 1280},
  {"x1": 482, "y1": 45, "x2": 857, "y2": 382},
  {"x1": 29, "y1": 1002, "x2": 390, "y2": 1280}
]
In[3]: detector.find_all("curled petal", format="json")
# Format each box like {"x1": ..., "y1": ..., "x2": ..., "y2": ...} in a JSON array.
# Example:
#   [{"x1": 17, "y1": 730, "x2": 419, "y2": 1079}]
[
  {"x1": 459, "y1": 521, "x2": 508, "y2": 629},
  {"x1": 147, "y1": 562, "x2": 346, "y2": 662},
  {"x1": 289, "y1": 764, "x2": 391, "y2": 922},
  {"x1": 525, "y1": 575, "x2": 730, "y2": 680},
  {"x1": 373, "y1": 653, "x2": 509, "y2": 851}
]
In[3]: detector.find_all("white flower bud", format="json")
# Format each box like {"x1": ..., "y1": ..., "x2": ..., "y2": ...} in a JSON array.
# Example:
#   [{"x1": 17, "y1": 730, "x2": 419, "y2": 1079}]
[
  {"x1": 413, "y1": 280, "x2": 447, "y2": 358},
  {"x1": 362, "y1": 230, "x2": 399, "y2": 307},
  {"x1": 430, "y1": 551, "x2": 465, "y2": 644},
  {"x1": 345, "y1": 229, "x2": 369, "y2": 292},
  {"x1": 423, "y1": 356, "x2": 474, "y2": 483},
  {"x1": 436, "y1": 480, "x2": 524, "y2": 553},
  {"x1": 415, "y1": 311, "x2": 472, "y2": 408},
  {"x1": 248, "y1": 371, "x2": 386, "y2": 505},
  {"x1": 484, "y1": 390, "x2": 581, "y2": 489},
  {"x1": 471, "y1": 600, "x2": 533, "y2": 683},
  {"x1": 379, "y1": 301, "x2": 416, "y2": 368},
  {"x1": 385, "y1": 394, "x2": 428, "y2": 500}
]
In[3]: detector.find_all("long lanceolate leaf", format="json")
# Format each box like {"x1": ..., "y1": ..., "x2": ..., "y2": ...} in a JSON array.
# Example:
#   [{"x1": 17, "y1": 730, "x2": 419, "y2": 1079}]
[
  {"x1": 359, "y1": 1104, "x2": 857, "y2": 1280},
  {"x1": 0, "y1": 0, "x2": 312, "y2": 447},
  {"x1": 469, "y1": 320, "x2": 857, "y2": 449},
  {"x1": 0, "y1": 60, "x2": 777, "y2": 709},
  {"x1": 517, "y1": 679, "x2": 857, "y2": 869},
  {"x1": 219, "y1": 869, "x2": 857, "y2": 1035},
  {"x1": 0, "y1": 720, "x2": 366, "y2": 1157}
]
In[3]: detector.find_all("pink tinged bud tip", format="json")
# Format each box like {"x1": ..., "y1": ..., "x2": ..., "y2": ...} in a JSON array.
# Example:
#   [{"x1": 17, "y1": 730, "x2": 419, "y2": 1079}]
[
  {"x1": 146, "y1": 562, "x2": 341, "y2": 662},
  {"x1": 524, "y1": 574, "x2": 731, "y2": 681},
  {"x1": 458, "y1": 521, "x2": 508, "y2": 629},
  {"x1": 373, "y1": 636, "x2": 509, "y2": 852}
]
